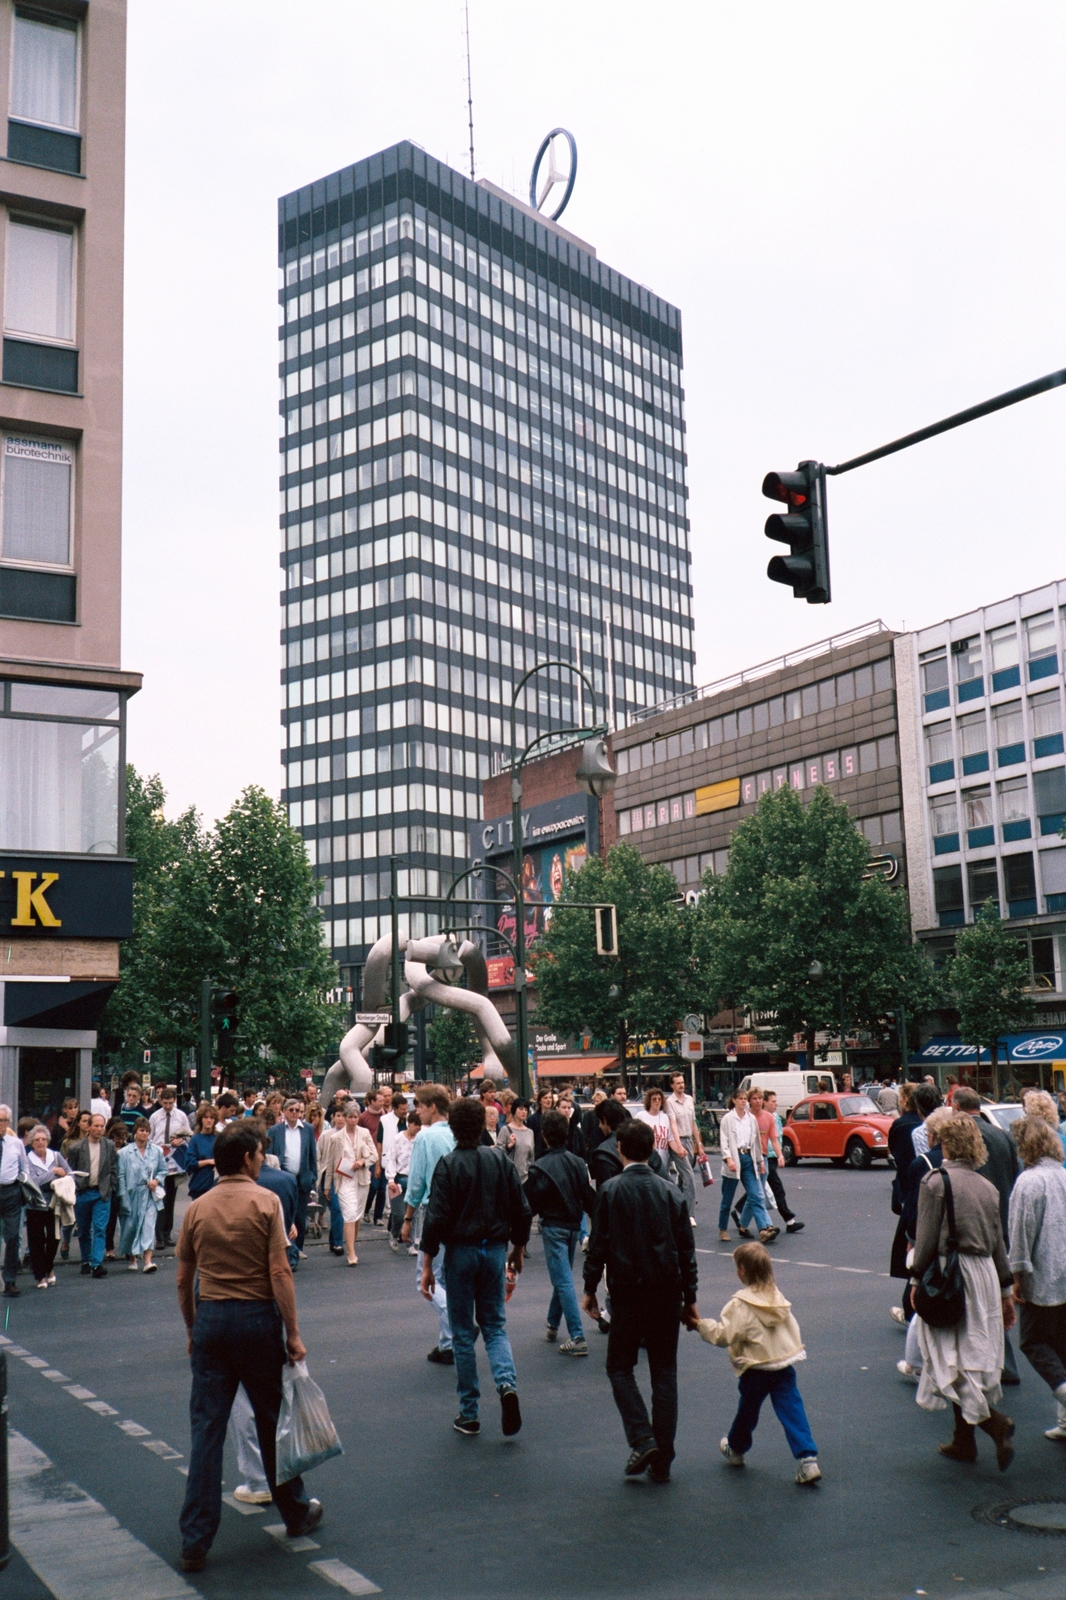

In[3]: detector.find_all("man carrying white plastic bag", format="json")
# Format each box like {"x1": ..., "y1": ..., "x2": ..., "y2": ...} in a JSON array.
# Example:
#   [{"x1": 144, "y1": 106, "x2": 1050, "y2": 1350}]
[{"x1": 276, "y1": 1360, "x2": 344, "y2": 1483}]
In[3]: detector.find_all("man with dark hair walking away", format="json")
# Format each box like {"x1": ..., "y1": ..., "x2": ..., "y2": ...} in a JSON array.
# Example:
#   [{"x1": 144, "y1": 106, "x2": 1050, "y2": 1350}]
[
  {"x1": 175, "y1": 1120, "x2": 321, "y2": 1573},
  {"x1": 583, "y1": 1118, "x2": 699, "y2": 1483},
  {"x1": 420, "y1": 1095, "x2": 531, "y2": 1438},
  {"x1": 526, "y1": 1109, "x2": 597, "y2": 1355}
]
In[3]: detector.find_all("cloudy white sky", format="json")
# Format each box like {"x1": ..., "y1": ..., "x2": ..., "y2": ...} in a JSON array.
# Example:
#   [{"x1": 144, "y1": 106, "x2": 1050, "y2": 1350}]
[{"x1": 122, "y1": 2, "x2": 1066, "y2": 824}]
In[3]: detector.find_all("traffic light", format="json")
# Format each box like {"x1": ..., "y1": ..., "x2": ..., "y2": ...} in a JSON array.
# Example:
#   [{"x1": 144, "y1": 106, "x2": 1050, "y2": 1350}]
[
  {"x1": 214, "y1": 990, "x2": 238, "y2": 1060},
  {"x1": 595, "y1": 904, "x2": 619, "y2": 957},
  {"x1": 763, "y1": 460, "x2": 831, "y2": 604},
  {"x1": 377, "y1": 1021, "x2": 409, "y2": 1064}
]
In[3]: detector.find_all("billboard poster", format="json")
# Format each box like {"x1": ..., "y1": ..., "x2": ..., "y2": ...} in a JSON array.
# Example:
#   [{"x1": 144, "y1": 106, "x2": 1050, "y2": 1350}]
[{"x1": 492, "y1": 835, "x2": 588, "y2": 953}]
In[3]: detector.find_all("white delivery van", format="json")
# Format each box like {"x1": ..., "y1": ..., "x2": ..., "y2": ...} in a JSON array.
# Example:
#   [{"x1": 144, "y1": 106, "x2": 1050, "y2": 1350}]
[{"x1": 736, "y1": 1068, "x2": 840, "y2": 1113}]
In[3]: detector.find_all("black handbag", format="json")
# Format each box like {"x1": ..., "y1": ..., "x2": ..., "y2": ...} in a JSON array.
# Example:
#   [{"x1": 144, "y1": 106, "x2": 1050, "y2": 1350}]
[
  {"x1": 18, "y1": 1173, "x2": 49, "y2": 1211},
  {"x1": 912, "y1": 1168, "x2": 966, "y2": 1329}
]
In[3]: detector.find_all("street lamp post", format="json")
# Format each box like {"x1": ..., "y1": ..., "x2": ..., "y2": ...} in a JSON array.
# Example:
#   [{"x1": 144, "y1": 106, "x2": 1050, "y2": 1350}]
[{"x1": 509, "y1": 660, "x2": 617, "y2": 1099}]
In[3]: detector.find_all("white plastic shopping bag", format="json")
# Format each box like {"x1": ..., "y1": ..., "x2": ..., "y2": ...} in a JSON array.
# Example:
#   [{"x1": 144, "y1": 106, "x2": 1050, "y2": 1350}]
[{"x1": 275, "y1": 1360, "x2": 344, "y2": 1484}]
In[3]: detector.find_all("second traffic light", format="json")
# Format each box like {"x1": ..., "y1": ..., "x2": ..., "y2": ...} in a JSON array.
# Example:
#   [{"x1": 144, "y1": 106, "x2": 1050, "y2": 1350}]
[
  {"x1": 214, "y1": 990, "x2": 238, "y2": 1060},
  {"x1": 763, "y1": 460, "x2": 831, "y2": 604}
]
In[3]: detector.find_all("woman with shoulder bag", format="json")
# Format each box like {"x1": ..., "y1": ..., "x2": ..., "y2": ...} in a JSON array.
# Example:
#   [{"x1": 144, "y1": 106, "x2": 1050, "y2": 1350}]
[
  {"x1": 911, "y1": 1112, "x2": 1016, "y2": 1468},
  {"x1": 25, "y1": 1125, "x2": 73, "y2": 1287}
]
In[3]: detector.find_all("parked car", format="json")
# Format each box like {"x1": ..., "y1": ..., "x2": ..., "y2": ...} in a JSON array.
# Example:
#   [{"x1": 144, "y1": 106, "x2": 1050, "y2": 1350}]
[
  {"x1": 978, "y1": 1102, "x2": 1026, "y2": 1132},
  {"x1": 737, "y1": 1069, "x2": 841, "y2": 1114},
  {"x1": 780, "y1": 1094, "x2": 894, "y2": 1169}
]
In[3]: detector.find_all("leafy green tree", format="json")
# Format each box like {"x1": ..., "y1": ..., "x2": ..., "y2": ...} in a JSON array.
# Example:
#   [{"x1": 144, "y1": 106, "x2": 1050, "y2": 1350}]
[
  {"x1": 694, "y1": 785, "x2": 937, "y2": 1068},
  {"x1": 427, "y1": 1002, "x2": 481, "y2": 1085},
  {"x1": 529, "y1": 843, "x2": 694, "y2": 1080},
  {"x1": 944, "y1": 901, "x2": 1035, "y2": 1096}
]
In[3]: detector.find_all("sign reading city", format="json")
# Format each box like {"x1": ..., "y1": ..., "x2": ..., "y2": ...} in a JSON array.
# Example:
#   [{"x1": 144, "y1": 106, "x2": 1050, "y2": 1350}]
[{"x1": 529, "y1": 128, "x2": 578, "y2": 222}]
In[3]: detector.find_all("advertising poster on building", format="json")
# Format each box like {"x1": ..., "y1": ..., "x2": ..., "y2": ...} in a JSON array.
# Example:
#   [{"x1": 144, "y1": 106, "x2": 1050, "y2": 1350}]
[{"x1": 493, "y1": 836, "x2": 587, "y2": 952}]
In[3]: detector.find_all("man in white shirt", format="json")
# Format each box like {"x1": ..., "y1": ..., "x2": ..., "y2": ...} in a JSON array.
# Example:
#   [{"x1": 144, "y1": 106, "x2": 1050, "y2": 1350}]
[
  {"x1": 667, "y1": 1072, "x2": 705, "y2": 1224},
  {"x1": 149, "y1": 1086, "x2": 193, "y2": 1249},
  {"x1": 717, "y1": 1089, "x2": 777, "y2": 1245},
  {"x1": 89, "y1": 1082, "x2": 112, "y2": 1123},
  {"x1": 0, "y1": 1103, "x2": 30, "y2": 1297}
]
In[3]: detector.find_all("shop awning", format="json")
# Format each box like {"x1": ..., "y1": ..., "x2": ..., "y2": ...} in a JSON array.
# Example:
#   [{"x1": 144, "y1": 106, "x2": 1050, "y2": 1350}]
[
  {"x1": 910, "y1": 1032, "x2": 1066, "y2": 1066},
  {"x1": 536, "y1": 1054, "x2": 618, "y2": 1078}
]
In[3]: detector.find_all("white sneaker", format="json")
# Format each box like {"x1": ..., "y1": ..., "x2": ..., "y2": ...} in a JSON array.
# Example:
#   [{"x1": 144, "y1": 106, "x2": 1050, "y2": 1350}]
[
  {"x1": 690, "y1": 1216, "x2": 697, "y2": 1226},
  {"x1": 127, "y1": 1261, "x2": 138, "y2": 1272},
  {"x1": 796, "y1": 1457, "x2": 822, "y2": 1485},
  {"x1": 298, "y1": 1251, "x2": 308, "y2": 1260},
  {"x1": 890, "y1": 1306, "x2": 907, "y2": 1325},
  {"x1": 896, "y1": 1359, "x2": 919, "y2": 1384},
  {"x1": 720, "y1": 1437, "x2": 745, "y2": 1467},
  {"x1": 232, "y1": 1484, "x2": 273, "y2": 1505},
  {"x1": 1047, "y1": 1396, "x2": 1066, "y2": 1440},
  {"x1": 407, "y1": 1244, "x2": 418, "y2": 1256}
]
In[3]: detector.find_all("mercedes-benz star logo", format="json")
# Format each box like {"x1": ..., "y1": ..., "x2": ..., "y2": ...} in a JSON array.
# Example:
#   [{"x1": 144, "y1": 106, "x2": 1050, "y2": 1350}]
[{"x1": 529, "y1": 128, "x2": 577, "y2": 222}]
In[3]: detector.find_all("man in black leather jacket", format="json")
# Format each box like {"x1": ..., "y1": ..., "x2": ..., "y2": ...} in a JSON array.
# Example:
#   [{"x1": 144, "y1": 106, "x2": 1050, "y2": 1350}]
[
  {"x1": 583, "y1": 1118, "x2": 699, "y2": 1482},
  {"x1": 587, "y1": 1099, "x2": 665, "y2": 1186},
  {"x1": 525, "y1": 1111, "x2": 597, "y2": 1352},
  {"x1": 421, "y1": 1096, "x2": 531, "y2": 1439}
]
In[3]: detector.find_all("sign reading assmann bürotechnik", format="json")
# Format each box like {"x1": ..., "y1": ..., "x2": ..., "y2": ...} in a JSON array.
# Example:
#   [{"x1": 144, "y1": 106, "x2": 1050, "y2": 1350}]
[{"x1": 0, "y1": 856, "x2": 134, "y2": 938}]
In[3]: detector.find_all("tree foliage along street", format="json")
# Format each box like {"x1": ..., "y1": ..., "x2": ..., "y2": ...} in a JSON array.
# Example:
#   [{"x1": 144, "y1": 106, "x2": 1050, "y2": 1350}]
[
  {"x1": 944, "y1": 900, "x2": 1036, "y2": 1095},
  {"x1": 427, "y1": 1002, "x2": 482, "y2": 1085},
  {"x1": 99, "y1": 772, "x2": 344, "y2": 1076},
  {"x1": 529, "y1": 842, "x2": 695, "y2": 1077},
  {"x1": 693, "y1": 785, "x2": 939, "y2": 1067}
]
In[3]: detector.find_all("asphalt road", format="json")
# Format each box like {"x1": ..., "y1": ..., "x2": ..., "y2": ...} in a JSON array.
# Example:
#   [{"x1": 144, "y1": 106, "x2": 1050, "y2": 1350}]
[{"x1": 5, "y1": 1163, "x2": 1066, "y2": 1600}]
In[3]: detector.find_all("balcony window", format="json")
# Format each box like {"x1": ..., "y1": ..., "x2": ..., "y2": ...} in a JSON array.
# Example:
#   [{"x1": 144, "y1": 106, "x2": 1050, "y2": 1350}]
[
  {"x1": 920, "y1": 648, "x2": 949, "y2": 712},
  {"x1": 0, "y1": 677, "x2": 121, "y2": 854},
  {"x1": 8, "y1": 11, "x2": 80, "y2": 174},
  {"x1": 968, "y1": 858, "x2": 999, "y2": 917},
  {"x1": 1026, "y1": 611, "x2": 1058, "y2": 682},
  {"x1": 953, "y1": 637, "x2": 984, "y2": 702},
  {"x1": 1034, "y1": 766, "x2": 1066, "y2": 836},
  {"x1": 989, "y1": 623, "x2": 1021, "y2": 692},
  {"x1": 993, "y1": 700, "x2": 1025, "y2": 767},
  {"x1": 1043, "y1": 847, "x2": 1066, "y2": 915},
  {"x1": 933, "y1": 864, "x2": 964, "y2": 927},
  {"x1": 931, "y1": 794, "x2": 959, "y2": 856},
  {"x1": 3, "y1": 217, "x2": 77, "y2": 392},
  {"x1": 958, "y1": 710, "x2": 989, "y2": 775},
  {"x1": 925, "y1": 721, "x2": 954, "y2": 784},
  {"x1": 963, "y1": 786, "x2": 994, "y2": 849},
  {"x1": 1004, "y1": 851, "x2": 1038, "y2": 918},
  {"x1": 1031, "y1": 688, "x2": 1064, "y2": 760},
  {"x1": 998, "y1": 775, "x2": 1031, "y2": 842}
]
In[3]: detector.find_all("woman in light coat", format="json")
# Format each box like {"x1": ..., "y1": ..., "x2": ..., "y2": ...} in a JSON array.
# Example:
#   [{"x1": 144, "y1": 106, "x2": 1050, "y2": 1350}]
[
  {"x1": 117, "y1": 1117, "x2": 167, "y2": 1273},
  {"x1": 324, "y1": 1103, "x2": 377, "y2": 1265},
  {"x1": 1008, "y1": 1113, "x2": 1066, "y2": 1438}
]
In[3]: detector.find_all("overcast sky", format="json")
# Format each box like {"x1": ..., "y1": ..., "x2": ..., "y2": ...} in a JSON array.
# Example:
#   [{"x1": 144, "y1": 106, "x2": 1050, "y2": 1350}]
[{"x1": 122, "y1": 1, "x2": 1066, "y2": 824}]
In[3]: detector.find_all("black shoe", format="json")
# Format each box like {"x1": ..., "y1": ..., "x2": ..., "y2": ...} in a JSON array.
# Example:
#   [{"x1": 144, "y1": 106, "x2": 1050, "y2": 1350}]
[
  {"x1": 453, "y1": 1415, "x2": 480, "y2": 1436},
  {"x1": 329, "y1": 1246, "x2": 345, "y2": 1256},
  {"x1": 80, "y1": 1262, "x2": 92, "y2": 1275},
  {"x1": 179, "y1": 1550, "x2": 206, "y2": 1573},
  {"x1": 288, "y1": 1499, "x2": 323, "y2": 1538},
  {"x1": 92, "y1": 1265, "x2": 108, "y2": 1278},
  {"x1": 648, "y1": 1457, "x2": 672, "y2": 1483},
  {"x1": 2, "y1": 1283, "x2": 19, "y2": 1297},
  {"x1": 731, "y1": 1206, "x2": 744, "y2": 1230},
  {"x1": 427, "y1": 1346, "x2": 455, "y2": 1365},
  {"x1": 500, "y1": 1388, "x2": 522, "y2": 1436},
  {"x1": 785, "y1": 1221, "x2": 805, "y2": 1233},
  {"x1": 596, "y1": 1314, "x2": 611, "y2": 1334},
  {"x1": 624, "y1": 1441, "x2": 659, "y2": 1477}
]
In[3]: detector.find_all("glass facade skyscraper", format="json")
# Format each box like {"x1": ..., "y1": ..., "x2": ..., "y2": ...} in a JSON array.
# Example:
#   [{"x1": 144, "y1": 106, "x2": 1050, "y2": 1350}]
[{"x1": 278, "y1": 141, "x2": 694, "y2": 974}]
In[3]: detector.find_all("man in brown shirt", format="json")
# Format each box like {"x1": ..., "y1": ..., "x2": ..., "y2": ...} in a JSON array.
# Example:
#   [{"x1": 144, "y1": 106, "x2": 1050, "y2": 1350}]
[{"x1": 176, "y1": 1120, "x2": 323, "y2": 1572}]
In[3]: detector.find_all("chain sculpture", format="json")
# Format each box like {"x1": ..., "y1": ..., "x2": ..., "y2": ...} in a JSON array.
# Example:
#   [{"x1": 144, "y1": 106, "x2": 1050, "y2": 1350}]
[{"x1": 321, "y1": 931, "x2": 516, "y2": 1106}]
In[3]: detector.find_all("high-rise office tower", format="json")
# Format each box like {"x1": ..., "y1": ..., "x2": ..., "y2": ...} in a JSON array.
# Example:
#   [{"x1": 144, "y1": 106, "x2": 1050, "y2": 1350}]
[{"x1": 278, "y1": 141, "x2": 693, "y2": 978}]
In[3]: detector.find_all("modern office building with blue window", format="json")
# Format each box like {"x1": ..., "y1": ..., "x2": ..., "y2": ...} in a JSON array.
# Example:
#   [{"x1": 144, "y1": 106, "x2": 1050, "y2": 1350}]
[
  {"x1": 277, "y1": 141, "x2": 695, "y2": 981},
  {"x1": 895, "y1": 579, "x2": 1066, "y2": 1002}
]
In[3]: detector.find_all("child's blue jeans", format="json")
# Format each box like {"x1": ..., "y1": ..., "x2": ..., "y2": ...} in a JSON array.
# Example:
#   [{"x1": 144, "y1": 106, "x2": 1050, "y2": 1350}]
[{"x1": 728, "y1": 1365, "x2": 817, "y2": 1459}]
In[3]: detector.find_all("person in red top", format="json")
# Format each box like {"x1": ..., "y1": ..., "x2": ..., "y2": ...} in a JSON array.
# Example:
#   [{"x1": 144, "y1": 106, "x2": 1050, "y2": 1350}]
[
  {"x1": 358, "y1": 1090, "x2": 387, "y2": 1225},
  {"x1": 944, "y1": 1075, "x2": 960, "y2": 1106},
  {"x1": 733, "y1": 1089, "x2": 803, "y2": 1237}
]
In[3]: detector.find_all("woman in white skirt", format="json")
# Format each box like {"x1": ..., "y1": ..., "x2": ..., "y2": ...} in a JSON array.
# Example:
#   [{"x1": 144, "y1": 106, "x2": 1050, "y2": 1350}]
[
  {"x1": 912, "y1": 1112, "x2": 1017, "y2": 1468},
  {"x1": 324, "y1": 1103, "x2": 377, "y2": 1265}
]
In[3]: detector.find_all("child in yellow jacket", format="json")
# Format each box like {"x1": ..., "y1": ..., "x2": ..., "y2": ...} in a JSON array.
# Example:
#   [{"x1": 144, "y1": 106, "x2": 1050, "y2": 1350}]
[{"x1": 698, "y1": 1242, "x2": 821, "y2": 1484}]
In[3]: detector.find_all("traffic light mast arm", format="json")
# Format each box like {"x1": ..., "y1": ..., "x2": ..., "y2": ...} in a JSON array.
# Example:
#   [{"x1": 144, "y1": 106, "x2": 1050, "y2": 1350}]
[{"x1": 824, "y1": 366, "x2": 1066, "y2": 477}]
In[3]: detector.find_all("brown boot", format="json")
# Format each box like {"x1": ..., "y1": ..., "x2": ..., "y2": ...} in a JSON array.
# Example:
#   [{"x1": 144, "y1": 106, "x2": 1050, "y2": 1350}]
[
  {"x1": 978, "y1": 1408, "x2": 1015, "y2": 1471},
  {"x1": 939, "y1": 1403, "x2": 977, "y2": 1463}
]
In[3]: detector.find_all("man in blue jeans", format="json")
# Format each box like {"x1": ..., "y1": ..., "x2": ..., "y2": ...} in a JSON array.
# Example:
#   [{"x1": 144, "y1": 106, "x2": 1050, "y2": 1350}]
[
  {"x1": 420, "y1": 1095, "x2": 531, "y2": 1438},
  {"x1": 525, "y1": 1109, "x2": 597, "y2": 1355},
  {"x1": 176, "y1": 1120, "x2": 321, "y2": 1573},
  {"x1": 67, "y1": 1114, "x2": 117, "y2": 1278},
  {"x1": 717, "y1": 1089, "x2": 778, "y2": 1245}
]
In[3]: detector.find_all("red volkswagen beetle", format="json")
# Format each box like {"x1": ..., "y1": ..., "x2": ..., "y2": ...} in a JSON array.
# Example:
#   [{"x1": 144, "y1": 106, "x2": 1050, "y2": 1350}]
[{"x1": 780, "y1": 1093, "x2": 894, "y2": 1169}]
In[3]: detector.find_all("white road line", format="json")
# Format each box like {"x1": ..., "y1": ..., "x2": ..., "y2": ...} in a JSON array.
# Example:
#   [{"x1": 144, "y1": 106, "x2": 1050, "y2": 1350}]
[
  {"x1": 22, "y1": 1355, "x2": 49, "y2": 1368},
  {"x1": 42, "y1": 1369, "x2": 72, "y2": 1381},
  {"x1": 265, "y1": 1521, "x2": 321, "y2": 1552},
  {"x1": 64, "y1": 1385, "x2": 96, "y2": 1400},
  {"x1": 8, "y1": 1428, "x2": 197, "y2": 1600},
  {"x1": 223, "y1": 1492, "x2": 267, "y2": 1516},
  {"x1": 142, "y1": 1439, "x2": 183, "y2": 1461},
  {"x1": 309, "y1": 1557, "x2": 382, "y2": 1594},
  {"x1": 696, "y1": 1248, "x2": 884, "y2": 1278},
  {"x1": 6, "y1": 1345, "x2": 30, "y2": 1355},
  {"x1": 84, "y1": 1399, "x2": 118, "y2": 1416},
  {"x1": 117, "y1": 1420, "x2": 151, "y2": 1437}
]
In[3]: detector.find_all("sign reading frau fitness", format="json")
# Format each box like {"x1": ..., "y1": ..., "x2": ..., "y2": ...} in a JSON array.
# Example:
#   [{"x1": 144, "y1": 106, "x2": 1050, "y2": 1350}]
[{"x1": 0, "y1": 855, "x2": 134, "y2": 937}]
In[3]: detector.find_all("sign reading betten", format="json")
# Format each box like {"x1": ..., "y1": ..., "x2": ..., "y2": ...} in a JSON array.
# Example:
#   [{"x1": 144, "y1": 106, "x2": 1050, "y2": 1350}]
[{"x1": 0, "y1": 856, "x2": 134, "y2": 938}]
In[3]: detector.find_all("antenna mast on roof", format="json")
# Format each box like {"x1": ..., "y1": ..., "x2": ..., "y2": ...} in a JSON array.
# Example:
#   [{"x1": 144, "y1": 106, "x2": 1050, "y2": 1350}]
[{"x1": 464, "y1": 0, "x2": 475, "y2": 179}]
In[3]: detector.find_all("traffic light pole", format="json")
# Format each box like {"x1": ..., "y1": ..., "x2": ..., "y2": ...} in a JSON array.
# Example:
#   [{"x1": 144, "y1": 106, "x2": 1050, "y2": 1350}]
[
  {"x1": 199, "y1": 978, "x2": 212, "y2": 1101},
  {"x1": 824, "y1": 366, "x2": 1066, "y2": 479}
]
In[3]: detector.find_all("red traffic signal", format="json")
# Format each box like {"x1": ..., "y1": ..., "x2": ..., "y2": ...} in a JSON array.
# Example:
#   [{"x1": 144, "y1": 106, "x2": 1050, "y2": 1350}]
[{"x1": 763, "y1": 461, "x2": 831, "y2": 604}]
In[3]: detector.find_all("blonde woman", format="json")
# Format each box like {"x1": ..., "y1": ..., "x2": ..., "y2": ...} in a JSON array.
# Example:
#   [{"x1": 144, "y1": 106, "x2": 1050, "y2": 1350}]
[
  {"x1": 325, "y1": 1103, "x2": 377, "y2": 1265},
  {"x1": 1008, "y1": 1114, "x2": 1066, "y2": 1438},
  {"x1": 912, "y1": 1112, "x2": 1015, "y2": 1467}
]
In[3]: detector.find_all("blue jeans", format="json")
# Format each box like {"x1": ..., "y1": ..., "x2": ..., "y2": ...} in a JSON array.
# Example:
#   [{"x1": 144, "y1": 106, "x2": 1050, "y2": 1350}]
[
  {"x1": 718, "y1": 1152, "x2": 770, "y2": 1233},
  {"x1": 442, "y1": 1241, "x2": 517, "y2": 1420},
  {"x1": 542, "y1": 1225, "x2": 584, "y2": 1341},
  {"x1": 75, "y1": 1188, "x2": 109, "y2": 1268},
  {"x1": 368, "y1": 1168, "x2": 387, "y2": 1224},
  {"x1": 180, "y1": 1299, "x2": 310, "y2": 1555},
  {"x1": 328, "y1": 1188, "x2": 343, "y2": 1250},
  {"x1": 728, "y1": 1365, "x2": 817, "y2": 1459}
]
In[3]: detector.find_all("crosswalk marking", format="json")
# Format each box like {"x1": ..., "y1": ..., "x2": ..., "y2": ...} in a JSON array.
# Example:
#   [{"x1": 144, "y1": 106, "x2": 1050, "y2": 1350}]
[{"x1": 309, "y1": 1557, "x2": 383, "y2": 1594}]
